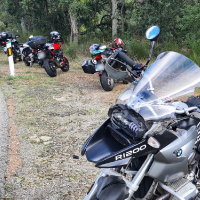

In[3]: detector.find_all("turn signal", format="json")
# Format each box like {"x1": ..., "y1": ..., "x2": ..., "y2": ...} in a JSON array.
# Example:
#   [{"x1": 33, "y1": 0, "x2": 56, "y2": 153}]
[{"x1": 148, "y1": 137, "x2": 160, "y2": 148}]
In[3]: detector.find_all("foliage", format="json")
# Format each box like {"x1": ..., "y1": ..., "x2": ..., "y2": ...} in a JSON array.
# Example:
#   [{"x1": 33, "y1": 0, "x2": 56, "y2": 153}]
[
  {"x1": 0, "y1": 0, "x2": 199, "y2": 64},
  {"x1": 63, "y1": 42, "x2": 79, "y2": 59},
  {"x1": 126, "y1": 39, "x2": 149, "y2": 62}
]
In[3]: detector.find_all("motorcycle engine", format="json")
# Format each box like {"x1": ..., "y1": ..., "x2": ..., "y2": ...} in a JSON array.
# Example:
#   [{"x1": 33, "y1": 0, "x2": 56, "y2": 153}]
[{"x1": 56, "y1": 56, "x2": 61, "y2": 62}]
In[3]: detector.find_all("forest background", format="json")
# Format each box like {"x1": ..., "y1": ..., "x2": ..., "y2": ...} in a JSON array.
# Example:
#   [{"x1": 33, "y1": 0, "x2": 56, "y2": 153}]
[{"x1": 0, "y1": 0, "x2": 199, "y2": 64}]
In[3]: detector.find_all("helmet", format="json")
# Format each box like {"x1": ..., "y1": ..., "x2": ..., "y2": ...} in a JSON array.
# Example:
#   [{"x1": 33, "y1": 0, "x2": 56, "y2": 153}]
[
  {"x1": 89, "y1": 44, "x2": 100, "y2": 55},
  {"x1": 1, "y1": 32, "x2": 8, "y2": 39},
  {"x1": 114, "y1": 38, "x2": 124, "y2": 47},
  {"x1": 50, "y1": 31, "x2": 61, "y2": 40}
]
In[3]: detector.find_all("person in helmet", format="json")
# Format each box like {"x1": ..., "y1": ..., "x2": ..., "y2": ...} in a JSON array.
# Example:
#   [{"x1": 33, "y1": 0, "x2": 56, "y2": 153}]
[
  {"x1": 113, "y1": 37, "x2": 124, "y2": 49},
  {"x1": 50, "y1": 31, "x2": 61, "y2": 43}
]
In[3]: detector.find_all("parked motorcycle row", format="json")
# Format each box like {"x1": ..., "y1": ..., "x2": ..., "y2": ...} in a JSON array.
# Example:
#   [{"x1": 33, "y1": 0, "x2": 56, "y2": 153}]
[
  {"x1": 0, "y1": 31, "x2": 69, "y2": 77},
  {"x1": 81, "y1": 25, "x2": 200, "y2": 200}
]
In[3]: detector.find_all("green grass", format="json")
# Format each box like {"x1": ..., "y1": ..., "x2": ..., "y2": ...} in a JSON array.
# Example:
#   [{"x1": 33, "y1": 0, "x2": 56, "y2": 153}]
[
  {"x1": 17, "y1": 75, "x2": 33, "y2": 80},
  {"x1": 7, "y1": 75, "x2": 16, "y2": 80},
  {"x1": 2, "y1": 61, "x2": 9, "y2": 65}
]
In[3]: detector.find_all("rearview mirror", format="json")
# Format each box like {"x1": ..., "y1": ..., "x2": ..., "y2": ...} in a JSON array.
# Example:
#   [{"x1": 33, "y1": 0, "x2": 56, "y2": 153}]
[
  {"x1": 15, "y1": 35, "x2": 20, "y2": 38},
  {"x1": 145, "y1": 25, "x2": 160, "y2": 41}
]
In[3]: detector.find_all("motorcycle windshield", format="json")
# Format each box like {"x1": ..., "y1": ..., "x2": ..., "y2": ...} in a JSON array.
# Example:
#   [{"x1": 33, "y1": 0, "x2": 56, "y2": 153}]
[{"x1": 117, "y1": 51, "x2": 200, "y2": 120}]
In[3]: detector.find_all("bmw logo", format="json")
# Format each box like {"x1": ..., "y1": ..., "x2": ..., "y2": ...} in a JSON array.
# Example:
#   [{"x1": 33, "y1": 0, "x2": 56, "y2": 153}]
[{"x1": 176, "y1": 149, "x2": 182, "y2": 157}]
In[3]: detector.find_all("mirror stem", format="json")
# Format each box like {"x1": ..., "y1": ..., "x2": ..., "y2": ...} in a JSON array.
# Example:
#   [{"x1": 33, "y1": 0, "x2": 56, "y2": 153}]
[{"x1": 146, "y1": 41, "x2": 155, "y2": 66}]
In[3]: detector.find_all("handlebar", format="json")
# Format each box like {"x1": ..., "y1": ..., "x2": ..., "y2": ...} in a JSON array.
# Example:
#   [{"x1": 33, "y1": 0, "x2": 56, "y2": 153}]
[
  {"x1": 118, "y1": 51, "x2": 136, "y2": 68},
  {"x1": 110, "y1": 58, "x2": 139, "y2": 78}
]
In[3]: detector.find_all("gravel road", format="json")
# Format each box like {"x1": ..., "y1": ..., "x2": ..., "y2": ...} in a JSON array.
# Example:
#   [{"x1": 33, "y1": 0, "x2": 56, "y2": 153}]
[
  {"x1": 0, "y1": 58, "x2": 127, "y2": 200},
  {"x1": 0, "y1": 88, "x2": 9, "y2": 199}
]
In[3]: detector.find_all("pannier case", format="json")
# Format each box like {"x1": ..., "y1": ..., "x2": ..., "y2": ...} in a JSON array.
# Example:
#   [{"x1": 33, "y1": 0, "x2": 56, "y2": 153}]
[
  {"x1": 82, "y1": 59, "x2": 96, "y2": 74},
  {"x1": 28, "y1": 36, "x2": 46, "y2": 49}
]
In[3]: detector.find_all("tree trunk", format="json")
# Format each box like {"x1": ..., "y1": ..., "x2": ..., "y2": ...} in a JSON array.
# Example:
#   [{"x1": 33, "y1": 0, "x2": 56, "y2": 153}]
[
  {"x1": 121, "y1": 0, "x2": 125, "y2": 33},
  {"x1": 45, "y1": 0, "x2": 49, "y2": 15},
  {"x1": 111, "y1": 0, "x2": 119, "y2": 38},
  {"x1": 68, "y1": 8, "x2": 78, "y2": 43},
  {"x1": 20, "y1": 17, "x2": 26, "y2": 32}
]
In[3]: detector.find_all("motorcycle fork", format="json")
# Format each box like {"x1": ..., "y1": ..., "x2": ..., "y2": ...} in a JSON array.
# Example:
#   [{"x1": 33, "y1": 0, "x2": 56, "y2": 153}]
[{"x1": 84, "y1": 154, "x2": 154, "y2": 200}]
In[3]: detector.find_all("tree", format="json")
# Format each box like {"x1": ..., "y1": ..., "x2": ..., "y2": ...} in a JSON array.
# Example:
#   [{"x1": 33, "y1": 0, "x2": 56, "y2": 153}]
[
  {"x1": 111, "y1": 0, "x2": 120, "y2": 38},
  {"x1": 68, "y1": 5, "x2": 78, "y2": 43}
]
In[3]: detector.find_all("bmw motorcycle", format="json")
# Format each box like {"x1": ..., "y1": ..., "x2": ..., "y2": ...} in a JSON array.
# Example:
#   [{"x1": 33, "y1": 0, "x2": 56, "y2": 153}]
[{"x1": 82, "y1": 34, "x2": 200, "y2": 199}]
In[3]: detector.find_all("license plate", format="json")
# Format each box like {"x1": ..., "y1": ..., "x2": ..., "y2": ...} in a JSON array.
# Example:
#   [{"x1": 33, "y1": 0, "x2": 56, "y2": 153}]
[
  {"x1": 38, "y1": 52, "x2": 45, "y2": 59},
  {"x1": 95, "y1": 64, "x2": 104, "y2": 71}
]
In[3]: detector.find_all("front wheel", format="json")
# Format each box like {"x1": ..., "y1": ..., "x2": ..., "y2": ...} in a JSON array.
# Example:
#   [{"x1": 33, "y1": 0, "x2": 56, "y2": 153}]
[
  {"x1": 100, "y1": 71, "x2": 114, "y2": 91},
  {"x1": 24, "y1": 59, "x2": 30, "y2": 66},
  {"x1": 44, "y1": 60, "x2": 57, "y2": 77}
]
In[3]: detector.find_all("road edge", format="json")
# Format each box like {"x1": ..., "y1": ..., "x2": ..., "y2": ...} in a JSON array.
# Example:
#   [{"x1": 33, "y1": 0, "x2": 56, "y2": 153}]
[{"x1": 0, "y1": 88, "x2": 9, "y2": 198}]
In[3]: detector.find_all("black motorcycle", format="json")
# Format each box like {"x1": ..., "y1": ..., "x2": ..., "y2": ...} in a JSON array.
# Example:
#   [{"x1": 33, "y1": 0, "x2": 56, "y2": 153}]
[
  {"x1": 22, "y1": 36, "x2": 45, "y2": 67},
  {"x1": 82, "y1": 27, "x2": 200, "y2": 200},
  {"x1": 0, "y1": 32, "x2": 22, "y2": 63}
]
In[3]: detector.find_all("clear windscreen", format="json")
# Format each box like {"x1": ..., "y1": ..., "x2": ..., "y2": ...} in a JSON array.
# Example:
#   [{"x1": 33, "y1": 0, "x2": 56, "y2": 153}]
[{"x1": 117, "y1": 51, "x2": 200, "y2": 120}]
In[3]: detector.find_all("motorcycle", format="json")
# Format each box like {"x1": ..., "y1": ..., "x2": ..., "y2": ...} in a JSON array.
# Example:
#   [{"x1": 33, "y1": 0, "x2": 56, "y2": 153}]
[
  {"x1": 104, "y1": 26, "x2": 161, "y2": 85},
  {"x1": 82, "y1": 41, "x2": 129, "y2": 92},
  {"x1": 22, "y1": 36, "x2": 45, "y2": 67},
  {"x1": 81, "y1": 28, "x2": 200, "y2": 199},
  {"x1": 0, "y1": 32, "x2": 22, "y2": 63},
  {"x1": 39, "y1": 31, "x2": 69, "y2": 77},
  {"x1": 82, "y1": 44, "x2": 114, "y2": 91}
]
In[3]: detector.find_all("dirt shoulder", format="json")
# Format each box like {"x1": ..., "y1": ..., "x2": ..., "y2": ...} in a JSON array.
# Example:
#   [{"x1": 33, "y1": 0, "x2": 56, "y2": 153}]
[
  {"x1": 0, "y1": 55, "x2": 127, "y2": 199},
  {"x1": 0, "y1": 86, "x2": 9, "y2": 199}
]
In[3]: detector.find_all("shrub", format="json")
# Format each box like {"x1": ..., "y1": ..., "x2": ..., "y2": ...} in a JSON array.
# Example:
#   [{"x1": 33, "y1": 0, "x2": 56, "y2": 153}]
[{"x1": 126, "y1": 39, "x2": 149, "y2": 62}]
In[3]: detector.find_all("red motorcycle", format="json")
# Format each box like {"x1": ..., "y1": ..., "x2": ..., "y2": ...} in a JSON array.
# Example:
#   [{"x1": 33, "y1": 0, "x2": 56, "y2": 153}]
[{"x1": 39, "y1": 31, "x2": 69, "y2": 77}]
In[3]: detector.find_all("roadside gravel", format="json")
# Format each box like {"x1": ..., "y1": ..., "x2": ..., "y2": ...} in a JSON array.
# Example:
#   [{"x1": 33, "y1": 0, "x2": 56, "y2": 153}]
[
  {"x1": 0, "y1": 87, "x2": 9, "y2": 198},
  {"x1": 0, "y1": 57, "x2": 127, "y2": 200}
]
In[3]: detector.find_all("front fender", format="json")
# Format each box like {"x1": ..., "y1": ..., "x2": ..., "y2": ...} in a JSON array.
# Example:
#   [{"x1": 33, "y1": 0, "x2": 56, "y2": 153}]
[
  {"x1": 43, "y1": 59, "x2": 50, "y2": 67},
  {"x1": 63, "y1": 55, "x2": 68, "y2": 62}
]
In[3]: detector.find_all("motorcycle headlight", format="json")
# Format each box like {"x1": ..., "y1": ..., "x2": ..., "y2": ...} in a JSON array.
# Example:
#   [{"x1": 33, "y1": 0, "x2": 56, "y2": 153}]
[{"x1": 109, "y1": 104, "x2": 148, "y2": 139}]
